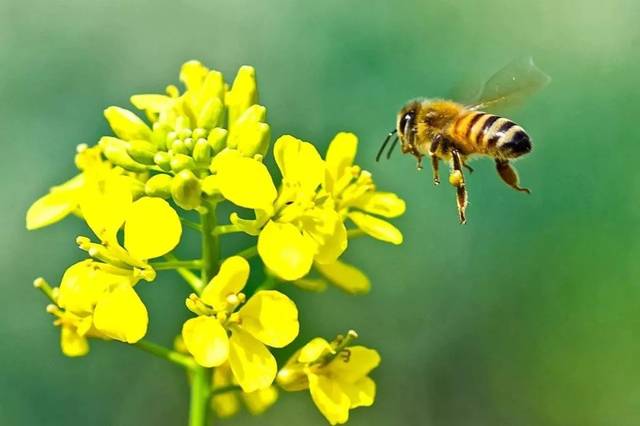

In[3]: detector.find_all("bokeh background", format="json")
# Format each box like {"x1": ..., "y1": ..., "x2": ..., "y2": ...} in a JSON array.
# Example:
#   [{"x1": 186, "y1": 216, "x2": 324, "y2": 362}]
[{"x1": 2, "y1": 0, "x2": 640, "y2": 425}]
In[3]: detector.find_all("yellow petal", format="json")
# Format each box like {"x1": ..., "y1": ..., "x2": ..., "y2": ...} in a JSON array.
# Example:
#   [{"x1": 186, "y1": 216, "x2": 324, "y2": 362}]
[
  {"x1": 238, "y1": 290, "x2": 299, "y2": 347},
  {"x1": 180, "y1": 60, "x2": 209, "y2": 91},
  {"x1": 201, "y1": 256, "x2": 250, "y2": 309},
  {"x1": 26, "y1": 185, "x2": 80, "y2": 230},
  {"x1": 58, "y1": 260, "x2": 129, "y2": 313},
  {"x1": 348, "y1": 211, "x2": 403, "y2": 245},
  {"x1": 130, "y1": 94, "x2": 175, "y2": 113},
  {"x1": 124, "y1": 197, "x2": 181, "y2": 260},
  {"x1": 61, "y1": 325, "x2": 89, "y2": 357},
  {"x1": 325, "y1": 132, "x2": 358, "y2": 189},
  {"x1": 257, "y1": 221, "x2": 315, "y2": 281},
  {"x1": 93, "y1": 284, "x2": 148, "y2": 343},
  {"x1": 228, "y1": 327, "x2": 277, "y2": 393},
  {"x1": 315, "y1": 260, "x2": 370, "y2": 295},
  {"x1": 215, "y1": 155, "x2": 277, "y2": 211},
  {"x1": 325, "y1": 346, "x2": 381, "y2": 383},
  {"x1": 226, "y1": 65, "x2": 257, "y2": 127},
  {"x1": 243, "y1": 386, "x2": 278, "y2": 415},
  {"x1": 273, "y1": 135, "x2": 324, "y2": 193},
  {"x1": 312, "y1": 211, "x2": 348, "y2": 265},
  {"x1": 308, "y1": 373, "x2": 351, "y2": 425},
  {"x1": 104, "y1": 106, "x2": 152, "y2": 141},
  {"x1": 343, "y1": 376, "x2": 375, "y2": 409},
  {"x1": 299, "y1": 338, "x2": 334, "y2": 363},
  {"x1": 81, "y1": 173, "x2": 133, "y2": 242},
  {"x1": 353, "y1": 192, "x2": 406, "y2": 218},
  {"x1": 182, "y1": 316, "x2": 229, "y2": 367}
]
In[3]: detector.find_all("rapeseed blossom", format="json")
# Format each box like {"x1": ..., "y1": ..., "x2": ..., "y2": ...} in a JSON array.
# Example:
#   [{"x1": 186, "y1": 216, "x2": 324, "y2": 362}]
[{"x1": 28, "y1": 60, "x2": 399, "y2": 425}]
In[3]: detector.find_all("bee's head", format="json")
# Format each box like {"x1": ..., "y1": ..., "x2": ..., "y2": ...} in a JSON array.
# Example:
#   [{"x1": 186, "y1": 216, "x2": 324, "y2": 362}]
[
  {"x1": 396, "y1": 100, "x2": 420, "y2": 145},
  {"x1": 376, "y1": 99, "x2": 423, "y2": 163}
]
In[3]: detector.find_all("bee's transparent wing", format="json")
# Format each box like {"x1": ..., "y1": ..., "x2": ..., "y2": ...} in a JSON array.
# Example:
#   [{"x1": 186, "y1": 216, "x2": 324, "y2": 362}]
[{"x1": 467, "y1": 57, "x2": 551, "y2": 112}]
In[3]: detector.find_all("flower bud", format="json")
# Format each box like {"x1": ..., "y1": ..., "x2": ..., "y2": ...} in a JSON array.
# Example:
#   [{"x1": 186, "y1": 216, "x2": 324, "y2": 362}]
[
  {"x1": 99, "y1": 137, "x2": 147, "y2": 172},
  {"x1": 104, "y1": 106, "x2": 152, "y2": 141},
  {"x1": 171, "y1": 139, "x2": 189, "y2": 155},
  {"x1": 192, "y1": 138, "x2": 212, "y2": 166},
  {"x1": 145, "y1": 174, "x2": 173, "y2": 198},
  {"x1": 127, "y1": 140, "x2": 157, "y2": 165},
  {"x1": 196, "y1": 97, "x2": 223, "y2": 129},
  {"x1": 154, "y1": 151, "x2": 171, "y2": 171},
  {"x1": 207, "y1": 128, "x2": 228, "y2": 154},
  {"x1": 170, "y1": 153, "x2": 196, "y2": 173},
  {"x1": 226, "y1": 65, "x2": 257, "y2": 127},
  {"x1": 171, "y1": 169, "x2": 202, "y2": 210},
  {"x1": 237, "y1": 122, "x2": 271, "y2": 157}
]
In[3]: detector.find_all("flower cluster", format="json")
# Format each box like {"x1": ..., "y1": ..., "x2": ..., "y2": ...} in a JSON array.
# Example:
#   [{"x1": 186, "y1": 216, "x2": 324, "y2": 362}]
[{"x1": 27, "y1": 60, "x2": 404, "y2": 425}]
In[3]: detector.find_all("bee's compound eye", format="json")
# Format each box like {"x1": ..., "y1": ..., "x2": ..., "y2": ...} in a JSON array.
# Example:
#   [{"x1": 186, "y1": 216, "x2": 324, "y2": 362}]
[{"x1": 399, "y1": 111, "x2": 414, "y2": 134}]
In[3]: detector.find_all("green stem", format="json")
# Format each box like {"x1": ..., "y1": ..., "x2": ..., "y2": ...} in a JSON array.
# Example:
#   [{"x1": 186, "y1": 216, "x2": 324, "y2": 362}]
[
  {"x1": 187, "y1": 201, "x2": 220, "y2": 426},
  {"x1": 211, "y1": 384, "x2": 242, "y2": 396},
  {"x1": 175, "y1": 268, "x2": 203, "y2": 293},
  {"x1": 231, "y1": 245, "x2": 258, "y2": 260},
  {"x1": 189, "y1": 366, "x2": 211, "y2": 426},
  {"x1": 347, "y1": 228, "x2": 365, "y2": 239},
  {"x1": 181, "y1": 217, "x2": 203, "y2": 232},
  {"x1": 212, "y1": 224, "x2": 242, "y2": 236},
  {"x1": 150, "y1": 260, "x2": 202, "y2": 270},
  {"x1": 133, "y1": 340, "x2": 196, "y2": 370},
  {"x1": 200, "y1": 202, "x2": 220, "y2": 283}
]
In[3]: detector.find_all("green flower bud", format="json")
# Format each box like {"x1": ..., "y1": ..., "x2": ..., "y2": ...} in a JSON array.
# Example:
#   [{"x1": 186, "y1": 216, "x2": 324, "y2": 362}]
[
  {"x1": 207, "y1": 128, "x2": 228, "y2": 154},
  {"x1": 170, "y1": 153, "x2": 196, "y2": 173},
  {"x1": 98, "y1": 137, "x2": 147, "y2": 172},
  {"x1": 171, "y1": 169, "x2": 202, "y2": 210},
  {"x1": 171, "y1": 139, "x2": 189, "y2": 155},
  {"x1": 127, "y1": 140, "x2": 157, "y2": 165},
  {"x1": 154, "y1": 151, "x2": 171, "y2": 171},
  {"x1": 144, "y1": 174, "x2": 173, "y2": 198},
  {"x1": 192, "y1": 138, "x2": 212, "y2": 166}
]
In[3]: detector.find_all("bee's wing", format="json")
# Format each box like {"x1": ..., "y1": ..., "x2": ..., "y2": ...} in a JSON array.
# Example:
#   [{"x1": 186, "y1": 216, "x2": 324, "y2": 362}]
[{"x1": 467, "y1": 57, "x2": 551, "y2": 112}]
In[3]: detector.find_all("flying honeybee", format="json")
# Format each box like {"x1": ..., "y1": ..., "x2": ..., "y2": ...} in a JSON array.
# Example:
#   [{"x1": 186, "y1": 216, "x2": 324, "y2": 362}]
[{"x1": 377, "y1": 57, "x2": 550, "y2": 224}]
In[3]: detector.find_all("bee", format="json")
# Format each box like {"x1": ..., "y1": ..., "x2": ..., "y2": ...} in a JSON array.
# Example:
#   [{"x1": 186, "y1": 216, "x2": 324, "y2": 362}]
[{"x1": 377, "y1": 57, "x2": 550, "y2": 224}]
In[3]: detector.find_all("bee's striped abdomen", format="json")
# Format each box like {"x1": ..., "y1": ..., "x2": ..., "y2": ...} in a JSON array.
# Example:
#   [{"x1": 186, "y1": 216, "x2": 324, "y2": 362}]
[{"x1": 452, "y1": 111, "x2": 531, "y2": 158}]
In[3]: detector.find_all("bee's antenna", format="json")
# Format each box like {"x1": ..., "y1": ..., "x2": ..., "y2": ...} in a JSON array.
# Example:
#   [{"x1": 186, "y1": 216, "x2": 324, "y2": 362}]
[
  {"x1": 376, "y1": 129, "x2": 397, "y2": 162},
  {"x1": 386, "y1": 135, "x2": 399, "y2": 159}
]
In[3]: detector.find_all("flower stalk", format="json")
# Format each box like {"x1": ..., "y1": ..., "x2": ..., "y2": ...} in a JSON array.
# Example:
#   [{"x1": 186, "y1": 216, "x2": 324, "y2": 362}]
[{"x1": 187, "y1": 200, "x2": 219, "y2": 426}]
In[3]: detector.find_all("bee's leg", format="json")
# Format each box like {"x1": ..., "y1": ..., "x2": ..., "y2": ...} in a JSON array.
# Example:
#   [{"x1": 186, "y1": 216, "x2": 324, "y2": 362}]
[
  {"x1": 450, "y1": 149, "x2": 468, "y2": 224},
  {"x1": 429, "y1": 135, "x2": 441, "y2": 185},
  {"x1": 463, "y1": 162, "x2": 474, "y2": 173},
  {"x1": 430, "y1": 155, "x2": 440, "y2": 185},
  {"x1": 495, "y1": 159, "x2": 530, "y2": 194}
]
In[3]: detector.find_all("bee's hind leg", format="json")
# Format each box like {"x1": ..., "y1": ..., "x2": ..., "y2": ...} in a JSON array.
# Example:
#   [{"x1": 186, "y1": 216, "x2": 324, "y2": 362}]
[
  {"x1": 495, "y1": 159, "x2": 530, "y2": 194},
  {"x1": 430, "y1": 155, "x2": 440, "y2": 185},
  {"x1": 449, "y1": 149, "x2": 468, "y2": 224}
]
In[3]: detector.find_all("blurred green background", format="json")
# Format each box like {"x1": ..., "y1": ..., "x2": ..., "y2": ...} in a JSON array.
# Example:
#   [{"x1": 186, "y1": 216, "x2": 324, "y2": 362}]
[{"x1": 2, "y1": 0, "x2": 640, "y2": 424}]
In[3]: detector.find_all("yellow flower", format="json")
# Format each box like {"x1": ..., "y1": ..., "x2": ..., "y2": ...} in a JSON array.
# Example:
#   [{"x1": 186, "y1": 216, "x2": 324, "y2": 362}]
[
  {"x1": 211, "y1": 362, "x2": 278, "y2": 418},
  {"x1": 277, "y1": 331, "x2": 380, "y2": 425},
  {"x1": 324, "y1": 132, "x2": 405, "y2": 245},
  {"x1": 214, "y1": 135, "x2": 347, "y2": 281},
  {"x1": 181, "y1": 256, "x2": 299, "y2": 392},
  {"x1": 100, "y1": 60, "x2": 270, "y2": 211},
  {"x1": 77, "y1": 170, "x2": 182, "y2": 281},
  {"x1": 26, "y1": 145, "x2": 112, "y2": 230},
  {"x1": 43, "y1": 259, "x2": 149, "y2": 356}
]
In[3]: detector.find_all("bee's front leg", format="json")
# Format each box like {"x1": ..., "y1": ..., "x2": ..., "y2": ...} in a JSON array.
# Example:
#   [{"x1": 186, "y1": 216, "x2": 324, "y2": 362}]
[{"x1": 449, "y1": 149, "x2": 468, "y2": 224}]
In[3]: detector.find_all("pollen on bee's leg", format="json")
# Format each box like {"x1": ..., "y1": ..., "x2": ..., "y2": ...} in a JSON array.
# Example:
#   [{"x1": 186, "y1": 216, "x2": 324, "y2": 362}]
[{"x1": 449, "y1": 170, "x2": 464, "y2": 187}]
